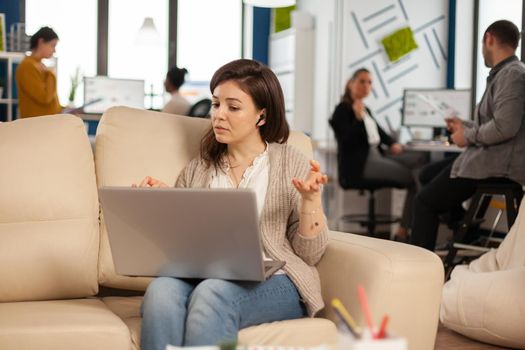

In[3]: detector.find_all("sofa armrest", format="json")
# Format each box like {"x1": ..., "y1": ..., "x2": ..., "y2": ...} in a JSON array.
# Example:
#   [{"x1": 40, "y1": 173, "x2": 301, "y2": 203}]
[{"x1": 317, "y1": 231, "x2": 443, "y2": 350}]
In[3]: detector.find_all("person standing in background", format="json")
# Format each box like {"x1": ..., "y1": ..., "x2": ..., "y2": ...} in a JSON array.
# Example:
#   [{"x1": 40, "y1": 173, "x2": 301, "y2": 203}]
[
  {"x1": 16, "y1": 26, "x2": 62, "y2": 118},
  {"x1": 162, "y1": 66, "x2": 191, "y2": 115}
]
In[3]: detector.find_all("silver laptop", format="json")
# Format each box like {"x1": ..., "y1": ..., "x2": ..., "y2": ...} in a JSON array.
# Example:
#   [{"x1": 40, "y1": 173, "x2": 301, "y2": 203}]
[{"x1": 98, "y1": 186, "x2": 285, "y2": 281}]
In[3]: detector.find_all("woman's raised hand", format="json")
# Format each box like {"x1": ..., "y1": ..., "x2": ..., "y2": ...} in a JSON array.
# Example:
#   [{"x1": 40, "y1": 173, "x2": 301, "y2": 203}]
[
  {"x1": 389, "y1": 143, "x2": 403, "y2": 155},
  {"x1": 132, "y1": 176, "x2": 168, "y2": 188},
  {"x1": 292, "y1": 160, "x2": 328, "y2": 201},
  {"x1": 352, "y1": 100, "x2": 366, "y2": 120}
]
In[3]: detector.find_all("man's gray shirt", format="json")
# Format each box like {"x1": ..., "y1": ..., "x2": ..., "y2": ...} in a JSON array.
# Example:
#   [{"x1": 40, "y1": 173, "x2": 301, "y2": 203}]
[{"x1": 451, "y1": 55, "x2": 525, "y2": 185}]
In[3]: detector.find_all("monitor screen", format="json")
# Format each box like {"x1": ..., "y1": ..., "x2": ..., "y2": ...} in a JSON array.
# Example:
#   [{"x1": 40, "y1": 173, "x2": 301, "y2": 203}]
[
  {"x1": 83, "y1": 76, "x2": 145, "y2": 114},
  {"x1": 402, "y1": 89, "x2": 472, "y2": 127}
]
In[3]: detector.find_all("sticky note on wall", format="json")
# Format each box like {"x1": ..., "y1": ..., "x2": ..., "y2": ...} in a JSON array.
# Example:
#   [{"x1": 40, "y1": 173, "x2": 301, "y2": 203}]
[{"x1": 381, "y1": 27, "x2": 418, "y2": 62}]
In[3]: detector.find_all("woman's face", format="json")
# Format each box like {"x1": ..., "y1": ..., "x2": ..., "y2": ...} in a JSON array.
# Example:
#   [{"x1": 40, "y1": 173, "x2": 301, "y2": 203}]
[
  {"x1": 349, "y1": 72, "x2": 372, "y2": 100},
  {"x1": 39, "y1": 38, "x2": 58, "y2": 59},
  {"x1": 211, "y1": 80, "x2": 265, "y2": 146}
]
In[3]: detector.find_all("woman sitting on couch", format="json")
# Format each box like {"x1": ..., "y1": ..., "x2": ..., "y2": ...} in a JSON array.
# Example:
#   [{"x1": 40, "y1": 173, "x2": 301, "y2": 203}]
[{"x1": 134, "y1": 59, "x2": 329, "y2": 350}]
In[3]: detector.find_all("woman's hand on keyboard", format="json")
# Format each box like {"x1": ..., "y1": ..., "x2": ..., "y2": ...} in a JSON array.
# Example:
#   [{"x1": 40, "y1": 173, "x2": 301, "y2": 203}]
[{"x1": 132, "y1": 176, "x2": 168, "y2": 188}]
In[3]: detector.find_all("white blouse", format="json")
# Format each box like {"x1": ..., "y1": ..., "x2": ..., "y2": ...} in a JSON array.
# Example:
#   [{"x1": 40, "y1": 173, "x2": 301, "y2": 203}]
[
  {"x1": 363, "y1": 110, "x2": 381, "y2": 146},
  {"x1": 209, "y1": 147, "x2": 269, "y2": 216},
  {"x1": 209, "y1": 145, "x2": 285, "y2": 275}
]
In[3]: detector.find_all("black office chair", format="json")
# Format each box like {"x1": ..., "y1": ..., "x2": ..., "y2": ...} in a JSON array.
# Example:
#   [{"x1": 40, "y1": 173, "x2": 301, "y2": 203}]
[
  {"x1": 328, "y1": 118, "x2": 405, "y2": 237},
  {"x1": 337, "y1": 173, "x2": 402, "y2": 238},
  {"x1": 188, "y1": 98, "x2": 212, "y2": 118},
  {"x1": 443, "y1": 182, "x2": 523, "y2": 275}
]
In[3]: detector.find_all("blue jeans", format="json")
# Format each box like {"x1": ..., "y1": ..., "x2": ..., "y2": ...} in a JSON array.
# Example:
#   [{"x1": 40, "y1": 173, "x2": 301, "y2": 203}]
[{"x1": 140, "y1": 275, "x2": 307, "y2": 350}]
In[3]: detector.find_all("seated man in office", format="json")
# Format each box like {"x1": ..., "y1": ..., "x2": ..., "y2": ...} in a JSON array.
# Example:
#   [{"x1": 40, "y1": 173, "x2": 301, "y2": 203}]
[{"x1": 410, "y1": 20, "x2": 525, "y2": 251}]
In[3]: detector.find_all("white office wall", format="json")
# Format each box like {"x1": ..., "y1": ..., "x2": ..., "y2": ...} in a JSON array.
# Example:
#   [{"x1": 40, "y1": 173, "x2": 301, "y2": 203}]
[
  {"x1": 299, "y1": 0, "x2": 449, "y2": 140},
  {"x1": 454, "y1": 0, "x2": 474, "y2": 89},
  {"x1": 341, "y1": 0, "x2": 449, "y2": 132},
  {"x1": 243, "y1": 5, "x2": 254, "y2": 59},
  {"x1": 297, "y1": 0, "x2": 338, "y2": 141}
]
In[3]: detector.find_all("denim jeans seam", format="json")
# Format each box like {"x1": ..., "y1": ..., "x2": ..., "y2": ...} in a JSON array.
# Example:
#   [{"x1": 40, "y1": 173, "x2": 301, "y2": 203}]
[{"x1": 233, "y1": 282, "x2": 297, "y2": 308}]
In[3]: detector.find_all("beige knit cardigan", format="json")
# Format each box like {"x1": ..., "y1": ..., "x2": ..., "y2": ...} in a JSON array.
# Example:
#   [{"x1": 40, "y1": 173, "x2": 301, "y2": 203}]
[{"x1": 175, "y1": 142, "x2": 328, "y2": 316}]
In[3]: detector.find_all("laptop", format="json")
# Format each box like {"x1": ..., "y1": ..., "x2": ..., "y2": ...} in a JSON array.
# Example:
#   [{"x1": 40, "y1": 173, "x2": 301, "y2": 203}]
[{"x1": 98, "y1": 186, "x2": 285, "y2": 281}]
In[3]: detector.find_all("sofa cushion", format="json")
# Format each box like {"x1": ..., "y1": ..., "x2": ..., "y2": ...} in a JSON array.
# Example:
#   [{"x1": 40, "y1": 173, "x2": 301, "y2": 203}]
[
  {"x1": 441, "y1": 198, "x2": 525, "y2": 349},
  {"x1": 0, "y1": 115, "x2": 99, "y2": 302},
  {"x1": 0, "y1": 299, "x2": 131, "y2": 350},
  {"x1": 95, "y1": 107, "x2": 313, "y2": 291},
  {"x1": 102, "y1": 296, "x2": 337, "y2": 349},
  {"x1": 441, "y1": 265, "x2": 525, "y2": 349},
  {"x1": 102, "y1": 296, "x2": 143, "y2": 350},
  {"x1": 95, "y1": 107, "x2": 211, "y2": 291},
  {"x1": 238, "y1": 318, "x2": 337, "y2": 346},
  {"x1": 318, "y1": 231, "x2": 444, "y2": 350}
]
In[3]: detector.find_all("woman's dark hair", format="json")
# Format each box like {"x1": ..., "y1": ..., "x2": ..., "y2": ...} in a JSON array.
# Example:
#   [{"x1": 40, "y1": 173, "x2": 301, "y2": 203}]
[
  {"x1": 166, "y1": 66, "x2": 188, "y2": 90},
  {"x1": 341, "y1": 68, "x2": 370, "y2": 106},
  {"x1": 200, "y1": 59, "x2": 289, "y2": 169},
  {"x1": 30, "y1": 26, "x2": 59, "y2": 49},
  {"x1": 484, "y1": 20, "x2": 520, "y2": 50}
]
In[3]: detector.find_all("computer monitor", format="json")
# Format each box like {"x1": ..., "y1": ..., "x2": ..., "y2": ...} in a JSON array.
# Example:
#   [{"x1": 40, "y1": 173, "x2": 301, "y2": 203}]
[
  {"x1": 402, "y1": 88, "x2": 472, "y2": 128},
  {"x1": 83, "y1": 76, "x2": 145, "y2": 114}
]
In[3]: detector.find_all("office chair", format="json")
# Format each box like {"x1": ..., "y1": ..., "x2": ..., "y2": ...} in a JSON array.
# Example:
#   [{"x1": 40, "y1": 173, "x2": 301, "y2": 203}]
[
  {"x1": 443, "y1": 182, "x2": 523, "y2": 276},
  {"x1": 188, "y1": 98, "x2": 212, "y2": 118},
  {"x1": 328, "y1": 119, "x2": 405, "y2": 237},
  {"x1": 336, "y1": 173, "x2": 402, "y2": 237}
]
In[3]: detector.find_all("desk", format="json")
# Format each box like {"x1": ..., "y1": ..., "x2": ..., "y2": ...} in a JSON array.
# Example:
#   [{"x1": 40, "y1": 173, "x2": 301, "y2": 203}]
[
  {"x1": 404, "y1": 141, "x2": 463, "y2": 153},
  {"x1": 313, "y1": 140, "x2": 464, "y2": 153}
]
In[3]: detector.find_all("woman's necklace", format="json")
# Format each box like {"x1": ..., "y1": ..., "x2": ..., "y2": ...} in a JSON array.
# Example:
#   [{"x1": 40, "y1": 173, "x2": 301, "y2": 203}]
[
  {"x1": 226, "y1": 153, "x2": 241, "y2": 169},
  {"x1": 227, "y1": 154, "x2": 242, "y2": 187}
]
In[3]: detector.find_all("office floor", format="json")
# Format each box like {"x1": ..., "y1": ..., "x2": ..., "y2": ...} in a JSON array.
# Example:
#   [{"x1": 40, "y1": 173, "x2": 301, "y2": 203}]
[{"x1": 434, "y1": 324, "x2": 509, "y2": 350}]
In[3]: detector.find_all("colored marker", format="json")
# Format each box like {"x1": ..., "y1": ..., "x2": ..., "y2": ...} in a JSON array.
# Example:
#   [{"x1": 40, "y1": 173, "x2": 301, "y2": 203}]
[
  {"x1": 377, "y1": 315, "x2": 390, "y2": 339},
  {"x1": 331, "y1": 298, "x2": 361, "y2": 338},
  {"x1": 357, "y1": 285, "x2": 376, "y2": 339}
]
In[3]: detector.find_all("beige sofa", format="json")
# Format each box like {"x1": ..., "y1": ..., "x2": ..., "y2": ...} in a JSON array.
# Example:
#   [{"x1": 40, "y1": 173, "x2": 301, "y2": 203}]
[{"x1": 0, "y1": 107, "x2": 444, "y2": 350}]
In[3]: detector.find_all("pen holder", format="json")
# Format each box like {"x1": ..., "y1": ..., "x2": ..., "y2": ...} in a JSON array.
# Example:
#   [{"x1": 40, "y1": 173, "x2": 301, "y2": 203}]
[{"x1": 338, "y1": 331, "x2": 407, "y2": 350}]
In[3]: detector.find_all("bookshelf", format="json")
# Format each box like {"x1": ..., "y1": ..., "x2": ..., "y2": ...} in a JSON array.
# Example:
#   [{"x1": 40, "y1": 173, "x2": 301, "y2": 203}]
[{"x1": 0, "y1": 51, "x2": 25, "y2": 121}]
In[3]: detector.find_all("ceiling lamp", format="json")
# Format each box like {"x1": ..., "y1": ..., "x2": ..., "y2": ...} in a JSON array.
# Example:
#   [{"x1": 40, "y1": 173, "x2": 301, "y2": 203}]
[{"x1": 136, "y1": 17, "x2": 161, "y2": 46}]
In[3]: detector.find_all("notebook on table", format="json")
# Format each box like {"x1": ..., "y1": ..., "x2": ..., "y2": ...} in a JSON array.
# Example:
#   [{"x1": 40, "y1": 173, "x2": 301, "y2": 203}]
[{"x1": 98, "y1": 186, "x2": 285, "y2": 281}]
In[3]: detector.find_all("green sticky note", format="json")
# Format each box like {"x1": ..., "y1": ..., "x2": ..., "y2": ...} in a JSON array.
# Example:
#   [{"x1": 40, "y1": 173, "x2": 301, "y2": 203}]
[
  {"x1": 382, "y1": 27, "x2": 418, "y2": 62},
  {"x1": 274, "y1": 6, "x2": 296, "y2": 33}
]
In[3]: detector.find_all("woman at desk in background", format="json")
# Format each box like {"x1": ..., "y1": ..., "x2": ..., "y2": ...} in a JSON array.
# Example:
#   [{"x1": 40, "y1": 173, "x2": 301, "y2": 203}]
[
  {"x1": 330, "y1": 68, "x2": 426, "y2": 242},
  {"x1": 15, "y1": 26, "x2": 62, "y2": 118},
  {"x1": 162, "y1": 66, "x2": 191, "y2": 115},
  {"x1": 135, "y1": 59, "x2": 328, "y2": 350}
]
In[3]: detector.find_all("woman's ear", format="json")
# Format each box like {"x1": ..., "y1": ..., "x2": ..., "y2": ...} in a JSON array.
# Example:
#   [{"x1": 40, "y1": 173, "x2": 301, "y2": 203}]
[
  {"x1": 256, "y1": 114, "x2": 266, "y2": 127},
  {"x1": 256, "y1": 108, "x2": 267, "y2": 127}
]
